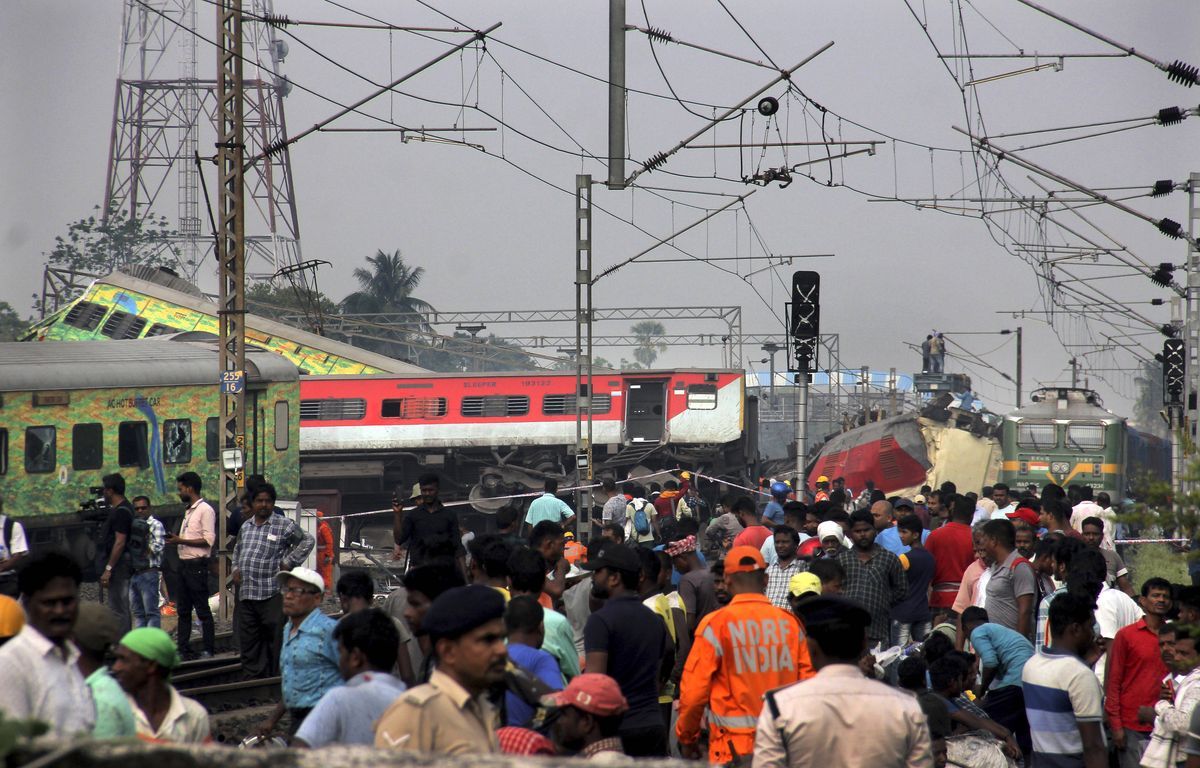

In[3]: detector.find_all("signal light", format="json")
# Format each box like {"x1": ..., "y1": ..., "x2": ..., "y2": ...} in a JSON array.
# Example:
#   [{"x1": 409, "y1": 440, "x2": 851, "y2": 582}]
[
  {"x1": 1163, "y1": 338, "x2": 1185, "y2": 405},
  {"x1": 790, "y1": 271, "x2": 820, "y2": 374}
]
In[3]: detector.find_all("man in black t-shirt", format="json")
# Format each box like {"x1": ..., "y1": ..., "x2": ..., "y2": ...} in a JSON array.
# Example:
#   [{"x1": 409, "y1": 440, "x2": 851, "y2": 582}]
[
  {"x1": 582, "y1": 544, "x2": 672, "y2": 757},
  {"x1": 99, "y1": 472, "x2": 134, "y2": 632}
]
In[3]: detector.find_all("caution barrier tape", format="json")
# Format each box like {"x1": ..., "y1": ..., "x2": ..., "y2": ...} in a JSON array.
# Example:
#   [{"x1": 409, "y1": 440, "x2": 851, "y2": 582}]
[{"x1": 1114, "y1": 538, "x2": 1190, "y2": 545}]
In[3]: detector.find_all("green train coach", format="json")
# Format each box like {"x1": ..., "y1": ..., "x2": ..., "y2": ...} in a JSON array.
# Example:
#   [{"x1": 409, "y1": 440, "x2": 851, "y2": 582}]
[
  {"x1": 998, "y1": 387, "x2": 1169, "y2": 500},
  {"x1": 0, "y1": 337, "x2": 299, "y2": 568}
]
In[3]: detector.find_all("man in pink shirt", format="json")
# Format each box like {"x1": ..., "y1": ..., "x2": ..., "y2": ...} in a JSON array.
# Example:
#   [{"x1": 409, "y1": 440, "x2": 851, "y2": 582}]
[{"x1": 167, "y1": 471, "x2": 216, "y2": 658}]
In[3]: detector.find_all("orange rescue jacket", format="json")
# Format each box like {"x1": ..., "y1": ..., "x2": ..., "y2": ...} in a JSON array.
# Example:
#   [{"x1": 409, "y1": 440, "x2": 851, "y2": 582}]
[{"x1": 676, "y1": 592, "x2": 814, "y2": 746}]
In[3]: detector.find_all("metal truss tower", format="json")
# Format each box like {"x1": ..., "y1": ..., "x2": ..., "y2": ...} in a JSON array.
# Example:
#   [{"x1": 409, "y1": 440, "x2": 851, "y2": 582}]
[{"x1": 104, "y1": 0, "x2": 302, "y2": 282}]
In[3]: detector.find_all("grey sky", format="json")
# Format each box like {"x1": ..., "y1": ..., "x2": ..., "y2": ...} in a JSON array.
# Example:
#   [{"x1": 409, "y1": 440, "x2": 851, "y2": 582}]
[{"x1": 2, "y1": 1, "x2": 1197, "y2": 421}]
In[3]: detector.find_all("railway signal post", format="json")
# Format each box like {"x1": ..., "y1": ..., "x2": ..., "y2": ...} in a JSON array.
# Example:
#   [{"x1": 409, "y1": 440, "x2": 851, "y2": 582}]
[
  {"x1": 215, "y1": 0, "x2": 246, "y2": 622},
  {"x1": 790, "y1": 271, "x2": 821, "y2": 489},
  {"x1": 575, "y1": 174, "x2": 594, "y2": 537}
]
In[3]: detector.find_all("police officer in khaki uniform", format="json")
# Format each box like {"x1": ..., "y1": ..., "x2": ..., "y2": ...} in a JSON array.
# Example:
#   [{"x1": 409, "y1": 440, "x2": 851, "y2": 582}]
[{"x1": 375, "y1": 584, "x2": 507, "y2": 754}]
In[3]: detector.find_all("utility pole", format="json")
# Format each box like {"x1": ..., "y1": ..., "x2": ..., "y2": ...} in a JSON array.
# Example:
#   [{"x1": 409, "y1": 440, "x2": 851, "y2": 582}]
[
  {"x1": 215, "y1": 0, "x2": 246, "y2": 623},
  {"x1": 1185, "y1": 172, "x2": 1200, "y2": 486},
  {"x1": 1070, "y1": 357, "x2": 1079, "y2": 387},
  {"x1": 575, "y1": 175, "x2": 594, "y2": 539},
  {"x1": 1016, "y1": 327, "x2": 1023, "y2": 406},
  {"x1": 606, "y1": 0, "x2": 626, "y2": 190}
]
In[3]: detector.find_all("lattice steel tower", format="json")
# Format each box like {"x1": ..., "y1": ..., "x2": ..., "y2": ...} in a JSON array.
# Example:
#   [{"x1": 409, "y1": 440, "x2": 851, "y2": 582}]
[{"x1": 104, "y1": 0, "x2": 302, "y2": 281}]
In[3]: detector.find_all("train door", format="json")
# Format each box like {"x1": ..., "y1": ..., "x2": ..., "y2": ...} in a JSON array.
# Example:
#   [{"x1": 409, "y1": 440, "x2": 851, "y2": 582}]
[{"x1": 626, "y1": 380, "x2": 666, "y2": 443}]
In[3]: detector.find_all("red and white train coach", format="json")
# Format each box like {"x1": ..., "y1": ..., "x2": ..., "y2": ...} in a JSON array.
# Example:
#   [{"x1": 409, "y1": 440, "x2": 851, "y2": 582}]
[{"x1": 297, "y1": 368, "x2": 749, "y2": 515}]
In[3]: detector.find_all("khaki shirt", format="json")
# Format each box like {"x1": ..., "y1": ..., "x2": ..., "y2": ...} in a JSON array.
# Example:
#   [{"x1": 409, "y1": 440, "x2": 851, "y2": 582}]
[
  {"x1": 751, "y1": 664, "x2": 932, "y2": 768},
  {"x1": 375, "y1": 668, "x2": 499, "y2": 755}
]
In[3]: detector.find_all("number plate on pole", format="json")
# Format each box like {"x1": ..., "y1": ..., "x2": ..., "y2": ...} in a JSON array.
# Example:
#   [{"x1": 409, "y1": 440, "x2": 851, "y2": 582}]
[{"x1": 220, "y1": 370, "x2": 245, "y2": 394}]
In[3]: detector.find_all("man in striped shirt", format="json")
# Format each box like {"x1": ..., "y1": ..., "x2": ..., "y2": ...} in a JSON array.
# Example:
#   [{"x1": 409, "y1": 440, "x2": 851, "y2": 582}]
[{"x1": 1021, "y1": 591, "x2": 1107, "y2": 768}]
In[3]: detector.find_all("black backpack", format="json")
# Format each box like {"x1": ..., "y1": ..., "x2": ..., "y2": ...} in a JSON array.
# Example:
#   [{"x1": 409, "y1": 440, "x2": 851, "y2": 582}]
[{"x1": 126, "y1": 518, "x2": 152, "y2": 571}]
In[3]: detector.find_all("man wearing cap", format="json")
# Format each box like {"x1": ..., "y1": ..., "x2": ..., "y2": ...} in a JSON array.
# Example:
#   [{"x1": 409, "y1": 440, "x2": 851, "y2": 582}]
[
  {"x1": 376, "y1": 584, "x2": 508, "y2": 754},
  {"x1": 752, "y1": 596, "x2": 932, "y2": 767},
  {"x1": 0, "y1": 551, "x2": 93, "y2": 737},
  {"x1": 257, "y1": 568, "x2": 341, "y2": 738},
  {"x1": 582, "y1": 543, "x2": 672, "y2": 757},
  {"x1": 787, "y1": 571, "x2": 822, "y2": 614},
  {"x1": 547, "y1": 673, "x2": 630, "y2": 760},
  {"x1": 677, "y1": 545, "x2": 814, "y2": 765},
  {"x1": 76, "y1": 603, "x2": 137, "y2": 738},
  {"x1": 113, "y1": 627, "x2": 209, "y2": 743},
  {"x1": 813, "y1": 476, "x2": 831, "y2": 503},
  {"x1": 232, "y1": 482, "x2": 315, "y2": 678}
]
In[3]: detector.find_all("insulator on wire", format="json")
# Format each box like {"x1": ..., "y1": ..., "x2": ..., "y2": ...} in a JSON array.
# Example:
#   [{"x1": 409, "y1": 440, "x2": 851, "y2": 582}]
[
  {"x1": 1158, "y1": 218, "x2": 1184, "y2": 239},
  {"x1": 646, "y1": 26, "x2": 673, "y2": 44},
  {"x1": 642, "y1": 152, "x2": 669, "y2": 173},
  {"x1": 1166, "y1": 60, "x2": 1199, "y2": 87},
  {"x1": 262, "y1": 13, "x2": 291, "y2": 27},
  {"x1": 1157, "y1": 106, "x2": 1184, "y2": 125},
  {"x1": 1151, "y1": 180, "x2": 1175, "y2": 197},
  {"x1": 1150, "y1": 263, "x2": 1175, "y2": 287}
]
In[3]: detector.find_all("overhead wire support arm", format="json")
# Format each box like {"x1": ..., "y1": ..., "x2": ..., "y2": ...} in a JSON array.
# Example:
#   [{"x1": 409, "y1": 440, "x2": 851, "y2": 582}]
[
  {"x1": 1013, "y1": 0, "x2": 1198, "y2": 86},
  {"x1": 249, "y1": 21, "x2": 502, "y2": 165},
  {"x1": 953, "y1": 125, "x2": 1196, "y2": 244},
  {"x1": 624, "y1": 41, "x2": 835, "y2": 186},
  {"x1": 592, "y1": 190, "x2": 756, "y2": 283},
  {"x1": 628, "y1": 24, "x2": 775, "y2": 69}
]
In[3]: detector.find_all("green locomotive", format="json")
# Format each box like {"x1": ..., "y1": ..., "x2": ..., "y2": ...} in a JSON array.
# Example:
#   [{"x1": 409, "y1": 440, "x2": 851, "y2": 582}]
[{"x1": 998, "y1": 387, "x2": 1169, "y2": 500}]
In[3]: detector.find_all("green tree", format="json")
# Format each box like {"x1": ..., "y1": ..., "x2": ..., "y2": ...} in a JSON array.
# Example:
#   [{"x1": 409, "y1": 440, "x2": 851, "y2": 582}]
[
  {"x1": 0, "y1": 302, "x2": 28, "y2": 341},
  {"x1": 43, "y1": 204, "x2": 179, "y2": 274},
  {"x1": 631, "y1": 320, "x2": 667, "y2": 368},
  {"x1": 339, "y1": 250, "x2": 434, "y2": 360},
  {"x1": 245, "y1": 282, "x2": 339, "y2": 334}
]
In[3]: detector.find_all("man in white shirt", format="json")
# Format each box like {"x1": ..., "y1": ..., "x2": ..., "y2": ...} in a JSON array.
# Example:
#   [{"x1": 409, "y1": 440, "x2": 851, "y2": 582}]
[
  {"x1": 989, "y1": 483, "x2": 1017, "y2": 520},
  {"x1": 0, "y1": 494, "x2": 29, "y2": 598},
  {"x1": 0, "y1": 551, "x2": 94, "y2": 736},
  {"x1": 1071, "y1": 487, "x2": 1115, "y2": 550}
]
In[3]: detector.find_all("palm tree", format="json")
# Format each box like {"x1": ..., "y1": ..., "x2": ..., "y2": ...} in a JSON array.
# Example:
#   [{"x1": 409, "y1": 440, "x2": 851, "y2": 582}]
[
  {"x1": 631, "y1": 320, "x2": 667, "y2": 368},
  {"x1": 339, "y1": 250, "x2": 434, "y2": 359}
]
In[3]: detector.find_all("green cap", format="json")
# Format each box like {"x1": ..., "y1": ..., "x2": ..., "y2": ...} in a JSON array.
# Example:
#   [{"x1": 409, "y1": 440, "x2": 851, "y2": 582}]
[{"x1": 119, "y1": 627, "x2": 181, "y2": 673}]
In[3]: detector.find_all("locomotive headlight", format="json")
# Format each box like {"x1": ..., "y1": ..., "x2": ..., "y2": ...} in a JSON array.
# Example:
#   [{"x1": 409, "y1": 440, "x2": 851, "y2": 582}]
[
  {"x1": 1093, "y1": 463, "x2": 1102, "y2": 476},
  {"x1": 1051, "y1": 461, "x2": 1070, "y2": 475}
]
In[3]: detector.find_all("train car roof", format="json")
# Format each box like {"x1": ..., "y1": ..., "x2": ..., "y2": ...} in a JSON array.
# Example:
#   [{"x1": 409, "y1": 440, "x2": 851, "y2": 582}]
[
  {"x1": 298, "y1": 368, "x2": 744, "y2": 381},
  {"x1": 0, "y1": 338, "x2": 298, "y2": 392},
  {"x1": 1004, "y1": 388, "x2": 1121, "y2": 423},
  {"x1": 99, "y1": 270, "x2": 428, "y2": 375}
]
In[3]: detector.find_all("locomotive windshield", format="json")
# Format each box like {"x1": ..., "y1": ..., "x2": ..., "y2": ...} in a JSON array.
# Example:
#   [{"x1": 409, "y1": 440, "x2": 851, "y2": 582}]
[{"x1": 1016, "y1": 422, "x2": 1056, "y2": 450}]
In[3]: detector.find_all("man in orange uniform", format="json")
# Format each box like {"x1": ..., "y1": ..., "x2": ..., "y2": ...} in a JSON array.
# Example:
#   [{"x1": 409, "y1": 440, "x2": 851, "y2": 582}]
[
  {"x1": 676, "y1": 546, "x2": 814, "y2": 764},
  {"x1": 314, "y1": 511, "x2": 334, "y2": 595}
]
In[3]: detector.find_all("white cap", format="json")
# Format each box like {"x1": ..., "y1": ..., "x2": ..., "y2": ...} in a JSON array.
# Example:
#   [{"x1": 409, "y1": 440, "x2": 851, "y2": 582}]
[{"x1": 276, "y1": 567, "x2": 324, "y2": 593}]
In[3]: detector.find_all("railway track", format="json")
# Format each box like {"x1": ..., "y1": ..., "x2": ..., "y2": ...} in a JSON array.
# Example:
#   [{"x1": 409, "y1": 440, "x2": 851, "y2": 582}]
[{"x1": 183, "y1": 675, "x2": 282, "y2": 712}]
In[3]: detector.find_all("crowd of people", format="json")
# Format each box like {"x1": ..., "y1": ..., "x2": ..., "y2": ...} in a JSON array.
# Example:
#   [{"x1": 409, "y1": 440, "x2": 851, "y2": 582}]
[{"x1": 3, "y1": 469, "x2": 1200, "y2": 768}]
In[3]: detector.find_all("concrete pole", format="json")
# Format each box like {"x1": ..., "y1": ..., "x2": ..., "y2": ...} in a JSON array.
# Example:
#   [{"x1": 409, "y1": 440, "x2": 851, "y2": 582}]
[
  {"x1": 796, "y1": 373, "x2": 809, "y2": 491},
  {"x1": 1016, "y1": 327, "x2": 1023, "y2": 407},
  {"x1": 606, "y1": 0, "x2": 626, "y2": 190}
]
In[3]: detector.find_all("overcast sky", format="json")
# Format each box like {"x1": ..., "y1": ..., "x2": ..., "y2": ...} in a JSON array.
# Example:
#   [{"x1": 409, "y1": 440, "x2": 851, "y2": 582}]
[{"x1": 3, "y1": 1, "x2": 1198, "y2": 420}]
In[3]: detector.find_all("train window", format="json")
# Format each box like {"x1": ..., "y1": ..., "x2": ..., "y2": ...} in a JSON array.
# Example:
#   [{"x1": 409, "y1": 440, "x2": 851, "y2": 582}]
[
  {"x1": 0, "y1": 429, "x2": 7, "y2": 475},
  {"x1": 118, "y1": 422, "x2": 149, "y2": 468},
  {"x1": 382, "y1": 398, "x2": 448, "y2": 419},
  {"x1": 542, "y1": 394, "x2": 612, "y2": 415},
  {"x1": 275, "y1": 401, "x2": 289, "y2": 451},
  {"x1": 461, "y1": 395, "x2": 530, "y2": 417},
  {"x1": 206, "y1": 417, "x2": 220, "y2": 462},
  {"x1": 72, "y1": 423, "x2": 104, "y2": 470},
  {"x1": 1066, "y1": 424, "x2": 1105, "y2": 451},
  {"x1": 163, "y1": 419, "x2": 192, "y2": 464},
  {"x1": 24, "y1": 426, "x2": 56, "y2": 474},
  {"x1": 63, "y1": 301, "x2": 107, "y2": 331},
  {"x1": 299, "y1": 399, "x2": 367, "y2": 421},
  {"x1": 145, "y1": 323, "x2": 181, "y2": 337},
  {"x1": 1017, "y1": 423, "x2": 1056, "y2": 450},
  {"x1": 686, "y1": 384, "x2": 718, "y2": 410},
  {"x1": 100, "y1": 310, "x2": 148, "y2": 340}
]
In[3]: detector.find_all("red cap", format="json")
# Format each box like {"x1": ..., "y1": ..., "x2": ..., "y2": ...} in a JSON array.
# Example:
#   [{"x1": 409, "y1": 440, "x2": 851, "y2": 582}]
[
  {"x1": 724, "y1": 545, "x2": 767, "y2": 575},
  {"x1": 1007, "y1": 507, "x2": 1040, "y2": 528},
  {"x1": 544, "y1": 673, "x2": 629, "y2": 717}
]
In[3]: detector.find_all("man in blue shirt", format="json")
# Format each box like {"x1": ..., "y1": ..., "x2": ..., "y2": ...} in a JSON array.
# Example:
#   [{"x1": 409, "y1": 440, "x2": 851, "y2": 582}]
[
  {"x1": 256, "y1": 568, "x2": 341, "y2": 739},
  {"x1": 876, "y1": 500, "x2": 929, "y2": 555},
  {"x1": 761, "y1": 482, "x2": 790, "y2": 528},
  {"x1": 504, "y1": 595, "x2": 563, "y2": 728},
  {"x1": 294, "y1": 608, "x2": 406, "y2": 748},
  {"x1": 963, "y1": 605, "x2": 1035, "y2": 756},
  {"x1": 524, "y1": 479, "x2": 575, "y2": 535}
]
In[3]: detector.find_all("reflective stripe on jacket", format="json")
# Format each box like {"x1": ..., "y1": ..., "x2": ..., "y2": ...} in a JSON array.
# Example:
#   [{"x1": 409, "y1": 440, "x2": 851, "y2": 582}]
[{"x1": 675, "y1": 592, "x2": 814, "y2": 755}]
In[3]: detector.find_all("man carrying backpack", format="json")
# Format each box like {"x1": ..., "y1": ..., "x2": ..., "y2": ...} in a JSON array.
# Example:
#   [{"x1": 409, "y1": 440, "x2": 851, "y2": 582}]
[
  {"x1": 128, "y1": 497, "x2": 166, "y2": 629},
  {"x1": 0, "y1": 494, "x2": 29, "y2": 598},
  {"x1": 625, "y1": 486, "x2": 659, "y2": 546}
]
